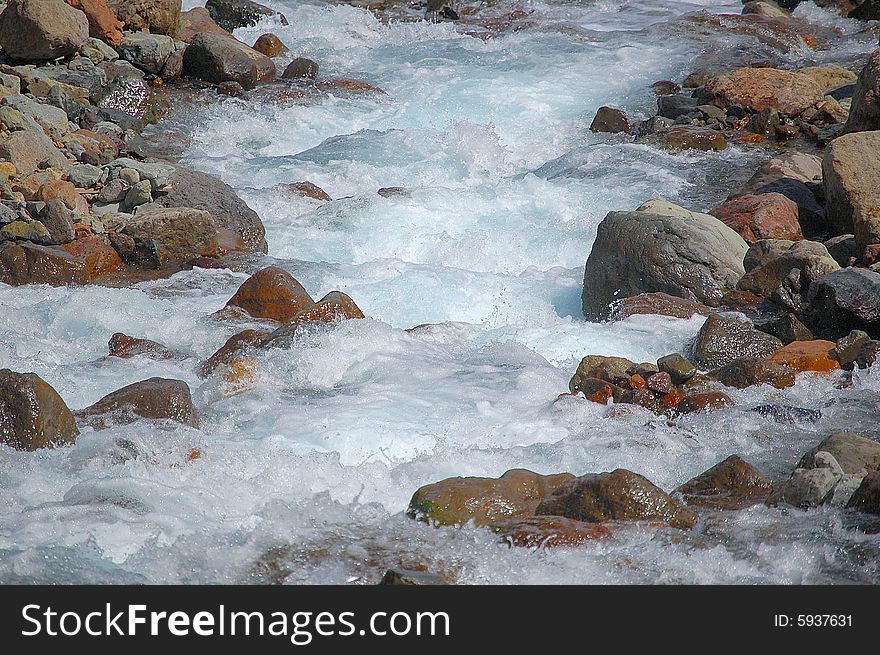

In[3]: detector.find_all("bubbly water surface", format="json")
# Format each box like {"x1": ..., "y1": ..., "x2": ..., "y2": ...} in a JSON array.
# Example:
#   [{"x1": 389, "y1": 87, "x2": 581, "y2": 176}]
[{"x1": 2, "y1": 0, "x2": 880, "y2": 584}]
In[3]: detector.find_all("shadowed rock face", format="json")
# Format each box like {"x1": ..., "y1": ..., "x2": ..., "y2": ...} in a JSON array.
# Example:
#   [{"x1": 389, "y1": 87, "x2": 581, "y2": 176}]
[
  {"x1": 535, "y1": 469, "x2": 698, "y2": 530},
  {"x1": 0, "y1": 369, "x2": 80, "y2": 451},
  {"x1": 807, "y1": 268, "x2": 880, "y2": 338},
  {"x1": 845, "y1": 48, "x2": 880, "y2": 132},
  {"x1": 182, "y1": 31, "x2": 276, "y2": 90},
  {"x1": 581, "y1": 203, "x2": 747, "y2": 320},
  {"x1": 76, "y1": 377, "x2": 199, "y2": 428},
  {"x1": 677, "y1": 455, "x2": 772, "y2": 510}
]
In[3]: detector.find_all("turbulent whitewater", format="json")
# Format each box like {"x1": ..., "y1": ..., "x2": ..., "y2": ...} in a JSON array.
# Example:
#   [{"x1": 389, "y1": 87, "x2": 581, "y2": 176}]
[{"x1": 2, "y1": 0, "x2": 880, "y2": 583}]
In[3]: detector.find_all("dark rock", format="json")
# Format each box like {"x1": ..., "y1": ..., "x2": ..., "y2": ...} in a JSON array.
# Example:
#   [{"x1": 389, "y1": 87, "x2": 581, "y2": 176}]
[
  {"x1": 252, "y1": 33, "x2": 286, "y2": 58},
  {"x1": 847, "y1": 471, "x2": 880, "y2": 515},
  {"x1": 692, "y1": 315, "x2": 783, "y2": 369},
  {"x1": 379, "y1": 569, "x2": 445, "y2": 585},
  {"x1": 281, "y1": 57, "x2": 319, "y2": 81},
  {"x1": 581, "y1": 202, "x2": 747, "y2": 320},
  {"x1": 589, "y1": 106, "x2": 631, "y2": 134},
  {"x1": 198, "y1": 328, "x2": 270, "y2": 377},
  {"x1": 824, "y1": 234, "x2": 857, "y2": 267},
  {"x1": 77, "y1": 377, "x2": 198, "y2": 428},
  {"x1": 287, "y1": 181, "x2": 331, "y2": 201},
  {"x1": 657, "y1": 353, "x2": 696, "y2": 384},
  {"x1": 183, "y1": 31, "x2": 276, "y2": 90},
  {"x1": 108, "y1": 332, "x2": 188, "y2": 361},
  {"x1": 569, "y1": 355, "x2": 635, "y2": 393},
  {"x1": 657, "y1": 94, "x2": 698, "y2": 120},
  {"x1": 707, "y1": 356, "x2": 795, "y2": 389},
  {"x1": 676, "y1": 455, "x2": 772, "y2": 510},
  {"x1": 659, "y1": 125, "x2": 727, "y2": 151},
  {"x1": 833, "y1": 329, "x2": 871, "y2": 369},
  {"x1": 855, "y1": 339, "x2": 880, "y2": 369},
  {"x1": 205, "y1": 0, "x2": 286, "y2": 32},
  {"x1": 491, "y1": 515, "x2": 612, "y2": 549},
  {"x1": 757, "y1": 313, "x2": 814, "y2": 344},
  {"x1": 651, "y1": 80, "x2": 681, "y2": 96},
  {"x1": 535, "y1": 469, "x2": 697, "y2": 530},
  {"x1": 807, "y1": 268, "x2": 880, "y2": 338},
  {"x1": 844, "y1": 48, "x2": 880, "y2": 132},
  {"x1": 0, "y1": 369, "x2": 79, "y2": 451},
  {"x1": 749, "y1": 404, "x2": 821, "y2": 424},
  {"x1": 39, "y1": 199, "x2": 75, "y2": 245}
]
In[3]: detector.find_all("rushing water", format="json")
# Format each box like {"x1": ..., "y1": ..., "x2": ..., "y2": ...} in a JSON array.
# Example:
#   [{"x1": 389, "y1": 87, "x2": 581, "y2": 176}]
[{"x1": 2, "y1": 0, "x2": 880, "y2": 584}]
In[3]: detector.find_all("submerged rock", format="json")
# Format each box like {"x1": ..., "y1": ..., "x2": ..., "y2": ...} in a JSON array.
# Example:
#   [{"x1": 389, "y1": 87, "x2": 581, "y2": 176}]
[
  {"x1": 76, "y1": 377, "x2": 198, "y2": 428},
  {"x1": 581, "y1": 201, "x2": 747, "y2": 320},
  {"x1": 107, "y1": 332, "x2": 188, "y2": 361},
  {"x1": 707, "y1": 357, "x2": 795, "y2": 389},
  {"x1": 677, "y1": 455, "x2": 772, "y2": 510},
  {"x1": 224, "y1": 266, "x2": 315, "y2": 323},
  {"x1": 612, "y1": 292, "x2": 711, "y2": 320},
  {"x1": 379, "y1": 568, "x2": 446, "y2": 585},
  {"x1": 0, "y1": 369, "x2": 79, "y2": 451},
  {"x1": 535, "y1": 469, "x2": 697, "y2": 530},
  {"x1": 589, "y1": 106, "x2": 631, "y2": 134},
  {"x1": 692, "y1": 314, "x2": 783, "y2": 369},
  {"x1": 407, "y1": 469, "x2": 576, "y2": 526},
  {"x1": 491, "y1": 515, "x2": 613, "y2": 548}
]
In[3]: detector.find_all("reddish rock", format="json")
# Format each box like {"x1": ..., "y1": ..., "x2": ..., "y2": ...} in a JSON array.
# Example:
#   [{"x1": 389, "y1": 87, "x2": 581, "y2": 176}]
[
  {"x1": 0, "y1": 369, "x2": 79, "y2": 451},
  {"x1": 108, "y1": 332, "x2": 188, "y2": 361},
  {"x1": 678, "y1": 391, "x2": 735, "y2": 413},
  {"x1": 704, "y1": 67, "x2": 824, "y2": 117},
  {"x1": 0, "y1": 241, "x2": 87, "y2": 286},
  {"x1": 569, "y1": 355, "x2": 636, "y2": 393},
  {"x1": 535, "y1": 469, "x2": 698, "y2": 530},
  {"x1": 287, "y1": 181, "x2": 331, "y2": 201},
  {"x1": 62, "y1": 235, "x2": 126, "y2": 279},
  {"x1": 176, "y1": 6, "x2": 231, "y2": 42},
  {"x1": 69, "y1": 129, "x2": 119, "y2": 165},
  {"x1": 710, "y1": 193, "x2": 803, "y2": 244},
  {"x1": 407, "y1": 469, "x2": 577, "y2": 526},
  {"x1": 198, "y1": 328, "x2": 270, "y2": 377},
  {"x1": 659, "y1": 125, "x2": 727, "y2": 151},
  {"x1": 288, "y1": 291, "x2": 365, "y2": 325},
  {"x1": 76, "y1": 377, "x2": 198, "y2": 429},
  {"x1": 770, "y1": 339, "x2": 840, "y2": 373},
  {"x1": 677, "y1": 455, "x2": 772, "y2": 510},
  {"x1": 65, "y1": 0, "x2": 124, "y2": 48},
  {"x1": 224, "y1": 266, "x2": 315, "y2": 323},
  {"x1": 646, "y1": 371, "x2": 673, "y2": 394},
  {"x1": 659, "y1": 389, "x2": 685, "y2": 410},
  {"x1": 492, "y1": 515, "x2": 613, "y2": 549},
  {"x1": 613, "y1": 292, "x2": 712, "y2": 320},
  {"x1": 318, "y1": 79, "x2": 386, "y2": 95},
  {"x1": 252, "y1": 33, "x2": 286, "y2": 57},
  {"x1": 37, "y1": 180, "x2": 80, "y2": 210},
  {"x1": 578, "y1": 377, "x2": 625, "y2": 405},
  {"x1": 628, "y1": 374, "x2": 647, "y2": 390}
]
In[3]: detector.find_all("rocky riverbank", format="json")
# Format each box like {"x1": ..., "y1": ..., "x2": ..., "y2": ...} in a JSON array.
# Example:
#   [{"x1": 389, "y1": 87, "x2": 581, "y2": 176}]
[{"x1": 3, "y1": 0, "x2": 880, "y2": 583}]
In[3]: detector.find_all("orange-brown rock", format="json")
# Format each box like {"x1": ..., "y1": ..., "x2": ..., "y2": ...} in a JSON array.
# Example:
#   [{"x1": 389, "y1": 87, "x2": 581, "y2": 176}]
[
  {"x1": 288, "y1": 291, "x2": 365, "y2": 325},
  {"x1": 62, "y1": 235, "x2": 125, "y2": 279},
  {"x1": 678, "y1": 391, "x2": 734, "y2": 414},
  {"x1": 407, "y1": 469, "x2": 576, "y2": 526},
  {"x1": 0, "y1": 369, "x2": 79, "y2": 451},
  {"x1": 198, "y1": 328, "x2": 270, "y2": 377},
  {"x1": 69, "y1": 129, "x2": 119, "y2": 165},
  {"x1": 1, "y1": 241, "x2": 87, "y2": 285},
  {"x1": 176, "y1": 7, "x2": 231, "y2": 42},
  {"x1": 65, "y1": 0, "x2": 124, "y2": 47},
  {"x1": 252, "y1": 33, "x2": 286, "y2": 57},
  {"x1": 710, "y1": 193, "x2": 803, "y2": 244},
  {"x1": 319, "y1": 79, "x2": 386, "y2": 95},
  {"x1": 704, "y1": 67, "x2": 824, "y2": 117},
  {"x1": 535, "y1": 469, "x2": 698, "y2": 530},
  {"x1": 224, "y1": 266, "x2": 315, "y2": 323},
  {"x1": 287, "y1": 181, "x2": 331, "y2": 201},
  {"x1": 492, "y1": 515, "x2": 613, "y2": 549},
  {"x1": 770, "y1": 339, "x2": 840, "y2": 373},
  {"x1": 613, "y1": 292, "x2": 712, "y2": 320},
  {"x1": 677, "y1": 455, "x2": 772, "y2": 510},
  {"x1": 76, "y1": 377, "x2": 199, "y2": 429},
  {"x1": 37, "y1": 180, "x2": 79, "y2": 210},
  {"x1": 108, "y1": 332, "x2": 188, "y2": 361}
]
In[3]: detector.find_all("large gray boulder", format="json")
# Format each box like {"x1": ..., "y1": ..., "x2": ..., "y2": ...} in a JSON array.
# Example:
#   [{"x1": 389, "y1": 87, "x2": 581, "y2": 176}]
[
  {"x1": 0, "y1": 0, "x2": 89, "y2": 61},
  {"x1": 807, "y1": 267, "x2": 880, "y2": 338},
  {"x1": 822, "y1": 130, "x2": 880, "y2": 249},
  {"x1": 582, "y1": 200, "x2": 748, "y2": 320},
  {"x1": 844, "y1": 49, "x2": 880, "y2": 133},
  {"x1": 182, "y1": 31, "x2": 276, "y2": 90}
]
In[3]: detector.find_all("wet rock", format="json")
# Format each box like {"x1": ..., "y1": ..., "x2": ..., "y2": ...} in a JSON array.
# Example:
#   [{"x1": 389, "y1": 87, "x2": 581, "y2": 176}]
[
  {"x1": 206, "y1": 0, "x2": 286, "y2": 32},
  {"x1": 677, "y1": 391, "x2": 734, "y2": 413},
  {"x1": 847, "y1": 471, "x2": 880, "y2": 515},
  {"x1": 798, "y1": 433, "x2": 880, "y2": 477},
  {"x1": 751, "y1": 178, "x2": 825, "y2": 237},
  {"x1": 569, "y1": 355, "x2": 635, "y2": 393},
  {"x1": 845, "y1": 48, "x2": 880, "y2": 132},
  {"x1": 224, "y1": 266, "x2": 315, "y2": 323},
  {"x1": 491, "y1": 515, "x2": 612, "y2": 549},
  {"x1": 0, "y1": 369, "x2": 79, "y2": 451},
  {"x1": 198, "y1": 328, "x2": 269, "y2": 377},
  {"x1": 155, "y1": 164, "x2": 267, "y2": 252},
  {"x1": 612, "y1": 292, "x2": 711, "y2": 320},
  {"x1": 61, "y1": 235, "x2": 125, "y2": 279},
  {"x1": 589, "y1": 106, "x2": 631, "y2": 134},
  {"x1": 742, "y1": 1, "x2": 789, "y2": 17},
  {"x1": 749, "y1": 404, "x2": 821, "y2": 424},
  {"x1": 577, "y1": 377, "x2": 626, "y2": 404},
  {"x1": 704, "y1": 68, "x2": 824, "y2": 117},
  {"x1": 535, "y1": 469, "x2": 697, "y2": 530},
  {"x1": 737, "y1": 239, "x2": 839, "y2": 313},
  {"x1": 120, "y1": 207, "x2": 219, "y2": 265},
  {"x1": 76, "y1": 377, "x2": 198, "y2": 428},
  {"x1": 798, "y1": 65, "x2": 857, "y2": 93},
  {"x1": 710, "y1": 193, "x2": 802, "y2": 244},
  {"x1": 252, "y1": 33, "x2": 286, "y2": 58},
  {"x1": 183, "y1": 31, "x2": 276, "y2": 90},
  {"x1": 657, "y1": 94, "x2": 699, "y2": 120},
  {"x1": 707, "y1": 356, "x2": 795, "y2": 389},
  {"x1": 176, "y1": 7, "x2": 229, "y2": 42},
  {"x1": 106, "y1": 0, "x2": 180, "y2": 36},
  {"x1": 659, "y1": 125, "x2": 727, "y2": 151},
  {"x1": 651, "y1": 80, "x2": 680, "y2": 96},
  {"x1": 769, "y1": 465, "x2": 839, "y2": 508},
  {"x1": 646, "y1": 371, "x2": 673, "y2": 394},
  {"x1": 66, "y1": 0, "x2": 123, "y2": 48},
  {"x1": 822, "y1": 130, "x2": 880, "y2": 246},
  {"x1": 0, "y1": 0, "x2": 89, "y2": 61},
  {"x1": 286, "y1": 291, "x2": 365, "y2": 326},
  {"x1": 757, "y1": 313, "x2": 814, "y2": 344},
  {"x1": 581, "y1": 201, "x2": 747, "y2": 320},
  {"x1": 770, "y1": 339, "x2": 840, "y2": 373},
  {"x1": 807, "y1": 268, "x2": 880, "y2": 338},
  {"x1": 832, "y1": 329, "x2": 870, "y2": 369},
  {"x1": 657, "y1": 353, "x2": 696, "y2": 384},
  {"x1": 108, "y1": 332, "x2": 188, "y2": 361},
  {"x1": 407, "y1": 469, "x2": 576, "y2": 526},
  {"x1": 117, "y1": 32, "x2": 176, "y2": 75},
  {"x1": 287, "y1": 181, "x2": 331, "y2": 201},
  {"x1": 281, "y1": 57, "x2": 319, "y2": 80},
  {"x1": 0, "y1": 241, "x2": 88, "y2": 285},
  {"x1": 692, "y1": 314, "x2": 783, "y2": 369},
  {"x1": 379, "y1": 569, "x2": 446, "y2": 585},
  {"x1": 677, "y1": 455, "x2": 772, "y2": 510}
]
